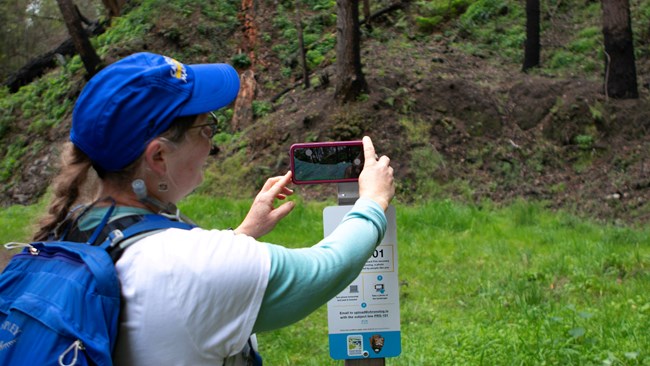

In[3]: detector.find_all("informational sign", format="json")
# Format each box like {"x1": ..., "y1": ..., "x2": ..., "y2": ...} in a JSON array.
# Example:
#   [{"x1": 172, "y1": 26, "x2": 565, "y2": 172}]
[{"x1": 324, "y1": 205, "x2": 400, "y2": 360}]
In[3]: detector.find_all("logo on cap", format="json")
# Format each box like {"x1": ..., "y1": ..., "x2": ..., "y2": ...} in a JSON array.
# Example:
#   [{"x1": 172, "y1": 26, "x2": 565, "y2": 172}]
[{"x1": 163, "y1": 56, "x2": 188, "y2": 83}]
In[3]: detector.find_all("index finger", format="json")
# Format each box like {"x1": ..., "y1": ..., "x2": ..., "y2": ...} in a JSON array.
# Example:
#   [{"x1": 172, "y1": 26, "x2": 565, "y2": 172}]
[
  {"x1": 362, "y1": 136, "x2": 376, "y2": 166},
  {"x1": 267, "y1": 171, "x2": 293, "y2": 197}
]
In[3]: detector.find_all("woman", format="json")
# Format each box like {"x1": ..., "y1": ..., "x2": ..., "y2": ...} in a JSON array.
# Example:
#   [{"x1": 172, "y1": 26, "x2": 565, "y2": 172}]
[{"x1": 34, "y1": 52, "x2": 394, "y2": 365}]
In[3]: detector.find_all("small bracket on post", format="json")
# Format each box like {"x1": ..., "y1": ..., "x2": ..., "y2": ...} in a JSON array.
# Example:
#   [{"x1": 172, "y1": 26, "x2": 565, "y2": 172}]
[{"x1": 337, "y1": 182, "x2": 360, "y2": 206}]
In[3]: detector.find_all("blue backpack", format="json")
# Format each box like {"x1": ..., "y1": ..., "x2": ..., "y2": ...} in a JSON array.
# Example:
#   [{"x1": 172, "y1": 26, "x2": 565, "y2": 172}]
[{"x1": 0, "y1": 209, "x2": 193, "y2": 366}]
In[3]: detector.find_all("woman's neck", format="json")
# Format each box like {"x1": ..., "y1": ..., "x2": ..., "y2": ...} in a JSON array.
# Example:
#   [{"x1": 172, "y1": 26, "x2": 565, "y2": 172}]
[{"x1": 98, "y1": 184, "x2": 150, "y2": 209}]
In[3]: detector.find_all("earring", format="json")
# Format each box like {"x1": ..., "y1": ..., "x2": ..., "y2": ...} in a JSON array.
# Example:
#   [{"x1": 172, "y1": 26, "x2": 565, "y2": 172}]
[{"x1": 158, "y1": 181, "x2": 169, "y2": 192}]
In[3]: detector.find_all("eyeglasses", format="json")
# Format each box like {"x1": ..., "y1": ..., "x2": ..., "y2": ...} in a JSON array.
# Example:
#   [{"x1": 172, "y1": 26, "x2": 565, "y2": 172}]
[
  {"x1": 191, "y1": 122, "x2": 218, "y2": 139},
  {"x1": 190, "y1": 112, "x2": 221, "y2": 139},
  {"x1": 190, "y1": 112, "x2": 221, "y2": 155}
]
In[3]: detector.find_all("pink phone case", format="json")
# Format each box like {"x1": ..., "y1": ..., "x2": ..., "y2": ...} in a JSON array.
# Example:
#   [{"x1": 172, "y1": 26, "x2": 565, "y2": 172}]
[{"x1": 290, "y1": 141, "x2": 364, "y2": 184}]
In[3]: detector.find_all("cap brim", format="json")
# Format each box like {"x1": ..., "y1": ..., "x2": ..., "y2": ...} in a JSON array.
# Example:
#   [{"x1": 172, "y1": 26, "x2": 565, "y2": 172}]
[{"x1": 179, "y1": 63, "x2": 240, "y2": 116}]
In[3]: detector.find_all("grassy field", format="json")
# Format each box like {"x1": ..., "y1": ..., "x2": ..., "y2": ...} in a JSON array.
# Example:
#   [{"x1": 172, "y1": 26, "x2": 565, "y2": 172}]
[{"x1": 1, "y1": 196, "x2": 648, "y2": 365}]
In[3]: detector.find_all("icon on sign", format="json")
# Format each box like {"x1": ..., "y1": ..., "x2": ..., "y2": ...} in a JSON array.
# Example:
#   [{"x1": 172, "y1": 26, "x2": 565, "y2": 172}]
[
  {"x1": 370, "y1": 334, "x2": 385, "y2": 353},
  {"x1": 347, "y1": 335, "x2": 364, "y2": 357}
]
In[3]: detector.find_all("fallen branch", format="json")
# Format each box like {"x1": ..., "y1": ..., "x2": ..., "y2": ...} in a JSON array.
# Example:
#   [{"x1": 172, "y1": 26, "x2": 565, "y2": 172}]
[
  {"x1": 361, "y1": 0, "x2": 410, "y2": 25},
  {"x1": 3, "y1": 17, "x2": 105, "y2": 93}
]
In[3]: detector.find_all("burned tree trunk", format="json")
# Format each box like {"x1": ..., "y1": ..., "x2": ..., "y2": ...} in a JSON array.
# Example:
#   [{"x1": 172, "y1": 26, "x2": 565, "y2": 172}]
[
  {"x1": 601, "y1": 0, "x2": 638, "y2": 99},
  {"x1": 334, "y1": 0, "x2": 368, "y2": 103},
  {"x1": 231, "y1": 70, "x2": 255, "y2": 131},
  {"x1": 231, "y1": 0, "x2": 257, "y2": 131},
  {"x1": 523, "y1": 0, "x2": 540, "y2": 71},
  {"x1": 56, "y1": 0, "x2": 102, "y2": 78}
]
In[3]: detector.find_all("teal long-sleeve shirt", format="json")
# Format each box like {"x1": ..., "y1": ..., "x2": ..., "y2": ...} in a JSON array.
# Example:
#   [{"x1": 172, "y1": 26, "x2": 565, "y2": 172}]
[{"x1": 253, "y1": 198, "x2": 387, "y2": 332}]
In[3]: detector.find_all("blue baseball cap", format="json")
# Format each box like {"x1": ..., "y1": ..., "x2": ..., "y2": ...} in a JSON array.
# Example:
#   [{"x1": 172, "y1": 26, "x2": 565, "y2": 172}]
[{"x1": 71, "y1": 52, "x2": 240, "y2": 172}]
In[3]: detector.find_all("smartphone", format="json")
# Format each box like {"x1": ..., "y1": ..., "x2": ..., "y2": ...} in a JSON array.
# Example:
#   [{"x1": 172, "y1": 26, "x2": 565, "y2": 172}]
[{"x1": 290, "y1": 141, "x2": 364, "y2": 184}]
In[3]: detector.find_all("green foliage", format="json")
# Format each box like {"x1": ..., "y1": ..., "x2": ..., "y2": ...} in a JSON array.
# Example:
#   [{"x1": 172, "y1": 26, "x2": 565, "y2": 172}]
[
  {"x1": 309, "y1": 0, "x2": 335, "y2": 11},
  {"x1": 589, "y1": 102, "x2": 604, "y2": 123},
  {"x1": 415, "y1": 15, "x2": 444, "y2": 32},
  {"x1": 200, "y1": 148, "x2": 255, "y2": 197},
  {"x1": 270, "y1": 4, "x2": 336, "y2": 77},
  {"x1": 575, "y1": 134, "x2": 594, "y2": 151},
  {"x1": 415, "y1": 0, "x2": 471, "y2": 32},
  {"x1": 305, "y1": 49, "x2": 325, "y2": 69},
  {"x1": 451, "y1": 0, "x2": 525, "y2": 62},
  {"x1": 95, "y1": 6, "x2": 152, "y2": 51},
  {"x1": 0, "y1": 139, "x2": 27, "y2": 182},
  {"x1": 547, "y1": 50, "x2": 597, "y2": 73},
  {"x1": 538, "y1": 26, "x2": 602, "y2": 73},
  {"x1": 231, "y1": 53, "x2": 252, "y2": 69},
  {"x1": 460, "y1": 0, "x2": 509, "y2": 27},
  {"x1": 0, "y1": 65, "x2": 74, "y2": 152},
  {"x1": 252, "y1": 101, "x2": 273, "y2": 118},
  {"x1": 569, "y1": 27, "x2": 601, "y2": 53},
  {"x1": 0, "y1": 88, "x2": 13, "y2": 140}
]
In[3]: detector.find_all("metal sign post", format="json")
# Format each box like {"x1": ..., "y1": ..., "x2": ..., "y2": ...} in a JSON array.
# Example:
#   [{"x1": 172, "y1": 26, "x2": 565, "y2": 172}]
[{"x1": 324, "y1": 183, "x2": 400, "y2": 365}]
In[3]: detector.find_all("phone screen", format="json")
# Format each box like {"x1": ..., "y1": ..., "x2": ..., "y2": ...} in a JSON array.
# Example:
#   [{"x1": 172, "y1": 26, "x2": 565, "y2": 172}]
[{"x1": 290, "y1": 141, "x2": 364, "y2": 184}]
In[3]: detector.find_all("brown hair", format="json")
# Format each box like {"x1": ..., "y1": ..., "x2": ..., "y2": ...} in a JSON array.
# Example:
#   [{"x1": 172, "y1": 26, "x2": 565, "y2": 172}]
[{"x1": 32, "y1": 115, "x2": 199, "y2": 241}]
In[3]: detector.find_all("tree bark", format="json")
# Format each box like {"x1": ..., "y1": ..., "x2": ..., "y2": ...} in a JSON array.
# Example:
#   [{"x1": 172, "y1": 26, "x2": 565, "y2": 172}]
[
  {"x1": 231, "y1": 70, "x2": 255, "y2": 131},
  {"x1": 232, "y1": 0, "x2": 257, "y2": 130},
  {"x1": 601, "y1": 0, "x2": 638, "y2": 99},
  {"x1": 523, "y1": 0, "x2": 540, "y2": 71},
  {"x1": 334, "y1": 0, "x2": 368, "y2": 103},
  {"x1": 101, "y1": 0, "x2": 124, "y2": 18},
  {"x1": 56, "y1": 0, "x2": 102, "y2": 78},
  {"x1": 362, "y1": 0, "x2": 372, "y2": 31},
  {"x1": 295, "y1": 0, "x2": 310, "y2": 88}
]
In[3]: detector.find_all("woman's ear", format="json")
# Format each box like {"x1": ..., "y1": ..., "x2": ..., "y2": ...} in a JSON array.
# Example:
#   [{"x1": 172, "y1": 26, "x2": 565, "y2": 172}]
[{"x1": 143, "y1": 139, "x2": 169, "y2": 177}]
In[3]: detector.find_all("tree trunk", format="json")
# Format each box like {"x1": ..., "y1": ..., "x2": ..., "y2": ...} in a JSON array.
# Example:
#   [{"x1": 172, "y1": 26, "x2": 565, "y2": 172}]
[
  {"x1": 56, "y1": 0, "x2": 102, "y2": 78},
  {"x1": 231, "y1": 70, "x2": 255, "y2": 131},
  {"x1": 362, "y1": 0, "x2": 372, "y2": 31},
  {"x1": 240, "y1": 0, "x2": 257, "y2": 66},
  {"x1": 334, "y1": 0, "x2": 368, "y2": 103},
  {"x1": 295, "y1": 0, "x2": 310, "y2": 88},
  {"x1": 232, "y1": 0, "x2": 257, "y2": 130},
  {"x1": 601, "y1": 0, "x2": 638, "y2": 99},
  {"x1": 100, "y1": 0, "x2": 124, "y2": 18},
  {"x1": 523, "y1": 0, "x2": 540, "y2": 71}
]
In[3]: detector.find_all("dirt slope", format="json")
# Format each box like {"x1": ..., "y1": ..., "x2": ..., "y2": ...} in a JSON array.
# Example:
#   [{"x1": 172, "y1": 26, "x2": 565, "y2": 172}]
[{"x1": 3, "y1": 3, "x2": 650, "y2": 228}]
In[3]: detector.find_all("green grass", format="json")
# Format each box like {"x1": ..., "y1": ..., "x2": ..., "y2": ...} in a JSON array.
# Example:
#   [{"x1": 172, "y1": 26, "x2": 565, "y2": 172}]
[
  {"x1": 1, "y1": 197, "x2": 649, "y2": 364},
  {"x1": 0, "y1": 200, "x2": 45, "y2": 244}
]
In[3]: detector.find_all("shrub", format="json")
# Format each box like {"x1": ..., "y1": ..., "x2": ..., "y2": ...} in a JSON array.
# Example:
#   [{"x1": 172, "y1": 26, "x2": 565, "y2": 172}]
[{"x1": 231, "y1": 53, "x2": 252, "y2": 69}]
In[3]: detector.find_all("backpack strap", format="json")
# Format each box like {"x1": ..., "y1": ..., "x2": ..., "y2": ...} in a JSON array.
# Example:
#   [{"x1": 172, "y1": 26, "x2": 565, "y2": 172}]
[
  {"x1": 62, "y1": 212, "x2": 195, "y2": 262},
  {"x1": 98, "y1": 214, "x2": 195, "y2": 261}
]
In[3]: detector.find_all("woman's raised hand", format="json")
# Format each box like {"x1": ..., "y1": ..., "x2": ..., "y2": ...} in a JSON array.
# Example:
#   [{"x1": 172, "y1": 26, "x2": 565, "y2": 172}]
[
  {"x1": 235, "y1": 171, "x2": 295, "y2": 238},
  {"x1": 358, "y1": 136, "x2": 395, "y2": 211}
]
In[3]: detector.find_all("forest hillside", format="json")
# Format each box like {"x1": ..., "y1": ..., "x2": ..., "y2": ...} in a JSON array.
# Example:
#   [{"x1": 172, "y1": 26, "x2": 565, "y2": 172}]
[{"x1": 2, "y1": 0, "x2": 650, "y2": 226}]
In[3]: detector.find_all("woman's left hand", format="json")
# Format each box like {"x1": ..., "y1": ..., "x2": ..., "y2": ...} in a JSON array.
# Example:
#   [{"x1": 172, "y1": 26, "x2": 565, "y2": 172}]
[{"x1": 235, "y1": 171, "x2": 295, "y2": 238}]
